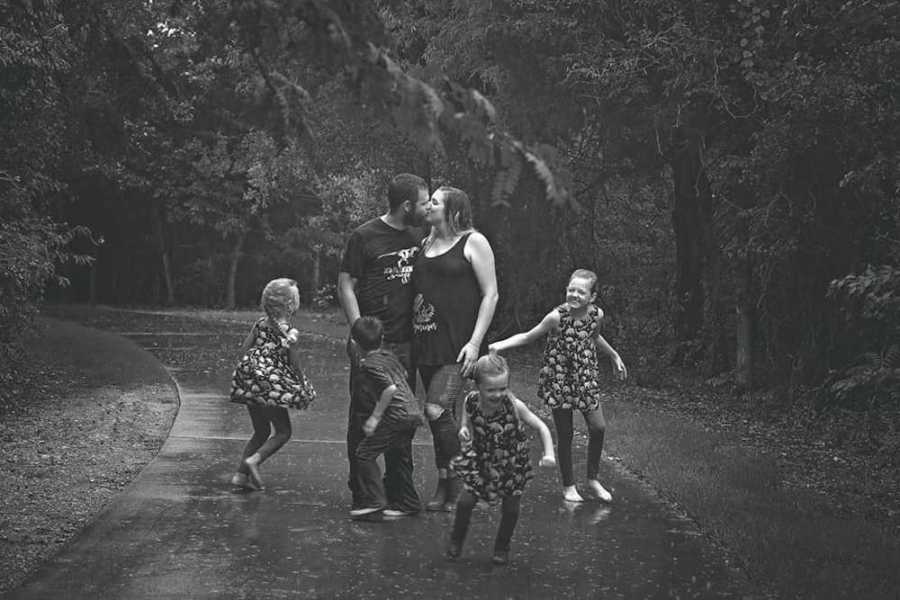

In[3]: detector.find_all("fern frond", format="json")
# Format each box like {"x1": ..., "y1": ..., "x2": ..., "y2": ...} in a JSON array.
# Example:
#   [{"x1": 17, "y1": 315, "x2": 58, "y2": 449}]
[{"x1": 885, "y1": 345, "x2": 900, "y2": 368}]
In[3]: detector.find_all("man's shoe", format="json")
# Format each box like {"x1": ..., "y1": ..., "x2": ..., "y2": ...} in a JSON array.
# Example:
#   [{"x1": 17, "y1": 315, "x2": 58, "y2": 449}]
[
  {"x1": 349, "y1": 506, "x2": 384, "y2": 520},
  {"x1": 491, "y1": 550, "x2": 509, "y2": 566},
  {"x1": 382, "y1": 508, "x2": 418, "y2": 519}
]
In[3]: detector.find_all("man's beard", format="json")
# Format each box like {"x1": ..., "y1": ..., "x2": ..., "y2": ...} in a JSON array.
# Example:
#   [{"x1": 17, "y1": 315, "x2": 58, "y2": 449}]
[{"x1": 403, "y1": 210, "x2": 424, "y2": 227}]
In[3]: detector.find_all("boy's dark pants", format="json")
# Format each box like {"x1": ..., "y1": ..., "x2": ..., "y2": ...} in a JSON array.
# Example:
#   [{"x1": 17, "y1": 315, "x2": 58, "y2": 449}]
[
  {"x1": 347, "y1": 340, "x2": 419, "y2": 511},
  {"x1": 355, "y1": 415, "x2": 421, "y2": 510},
  {"x1": 451, "y1": 489, "x2": 521, "y2": 552}
]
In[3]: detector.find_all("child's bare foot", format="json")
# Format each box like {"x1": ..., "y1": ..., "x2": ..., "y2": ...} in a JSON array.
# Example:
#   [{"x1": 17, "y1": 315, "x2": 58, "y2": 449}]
[
  {"x1": 244, "y1": 455, "x2": 264, "y2": 490},
  {"x1": 230, "y1": 472, "x2": 260, "y2": 491},
  {"x1": 587, "y1": 479, "x2": 612, "y2": 503},
  {"x1": 563, "y1": 485, "x2": 584, "y2": 502},
  {"x1": 445, "y1": 540, "x2": 462, "y2": 560}
]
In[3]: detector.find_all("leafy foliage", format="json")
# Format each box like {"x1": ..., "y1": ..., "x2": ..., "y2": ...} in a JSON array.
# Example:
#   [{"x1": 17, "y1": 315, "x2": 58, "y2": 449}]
[
  {"x1": 0, "y1": 0, "x2": 93, "y2": 372},
  {"x1": 2, "y1": 0, "x2": 897, "y2": 425},
  {"x1": 825, "y1": 266, "x2": 900, "y2": 414}
]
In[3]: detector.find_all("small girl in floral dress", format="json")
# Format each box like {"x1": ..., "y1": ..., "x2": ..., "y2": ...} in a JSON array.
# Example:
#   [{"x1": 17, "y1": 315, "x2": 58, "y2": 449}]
[
  {"x1": 489, "y1": 269, "x2": 627, "y2": 503},
  {"x1": 447, "y1": 353, "x2": 555, "y2": 565},
  {"x1": 230, "y1": 278, "x2": 316, "y2": 490}
]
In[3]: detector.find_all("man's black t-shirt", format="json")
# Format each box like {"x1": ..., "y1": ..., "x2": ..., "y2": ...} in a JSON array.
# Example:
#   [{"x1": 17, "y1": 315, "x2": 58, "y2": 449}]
[{"x1": 340, "y1": 217, "x2": 421, "y2": 343}]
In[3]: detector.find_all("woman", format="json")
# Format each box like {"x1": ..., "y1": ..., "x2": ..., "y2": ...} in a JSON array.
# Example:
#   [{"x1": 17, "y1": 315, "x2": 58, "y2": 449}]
[{"x1": 412, "y1": 186, "x2": 499, "y2": 511}]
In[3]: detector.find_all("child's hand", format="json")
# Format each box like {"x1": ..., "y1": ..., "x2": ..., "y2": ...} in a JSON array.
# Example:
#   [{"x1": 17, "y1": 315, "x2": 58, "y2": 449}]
[
  {"x1": 487, "y1": 342, "x2": 499, "y2": 354},
  {"x1": 363, "y1": 415, "x2": 379, "y2": 437},
  {"x1": 539, "y1": 455, "x2": 556, "y2": 468},
  {"x1": 286, "y1": 328, "x2": 300, "y2": 344},
  {"x1": 457, "y1": 426, "x2": 471, "y2": 444},
  {"x1": 612, "y1": 356, "x2": 628, "y2": 380}
]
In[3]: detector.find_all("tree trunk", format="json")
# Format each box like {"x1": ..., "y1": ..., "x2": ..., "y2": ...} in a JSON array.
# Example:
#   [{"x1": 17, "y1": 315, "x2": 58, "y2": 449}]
[
  {"x1": 735, "y1": 213, "x2": 754, "y2": 389},
  {"x1": 311, "y1": 246, "x2": 321, "y2": 297},
  {"x1": 225, "y1": 232, "x2": 246, "y2": 310},
  {"x1": 152, "y1": 206, "x2": 176, "y2": 306},
  {"x1": 160, "y1": 252, "x2": 175, "y2": 306},
  {"x1": 88, "y1": 254, "x2": 98, "y2": 306},
  {"x1": 735, "y1": 299, "x2": 753, "y2": 388},
  {"x1": 669, "y1": 130, "x2": 712, "y2": 341}
]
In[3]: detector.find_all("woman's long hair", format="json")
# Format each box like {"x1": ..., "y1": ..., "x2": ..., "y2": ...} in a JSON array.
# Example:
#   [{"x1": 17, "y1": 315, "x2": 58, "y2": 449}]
[{"x1": 436, "y1": 186, "x2": 473, "y2": 236}]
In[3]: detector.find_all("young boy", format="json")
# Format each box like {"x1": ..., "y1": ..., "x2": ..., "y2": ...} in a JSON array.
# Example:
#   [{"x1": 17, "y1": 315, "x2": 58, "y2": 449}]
[{"x1": 349, "y1": 317, "x2": 426, "y2": 520}]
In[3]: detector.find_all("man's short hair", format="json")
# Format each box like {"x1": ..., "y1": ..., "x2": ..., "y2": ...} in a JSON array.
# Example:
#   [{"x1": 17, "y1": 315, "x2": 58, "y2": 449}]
[
  {"x1": 387, "y1": 173, "x2": 427, "y2": 211},
  {"x1": 351, "y1": 316, "x2": 384, "y2": 351}
]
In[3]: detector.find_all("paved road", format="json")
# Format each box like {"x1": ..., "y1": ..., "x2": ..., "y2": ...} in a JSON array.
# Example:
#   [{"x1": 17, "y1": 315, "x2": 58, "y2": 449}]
[{"x1": 5, "y1": 316, "x2": 752, "y2": 599}]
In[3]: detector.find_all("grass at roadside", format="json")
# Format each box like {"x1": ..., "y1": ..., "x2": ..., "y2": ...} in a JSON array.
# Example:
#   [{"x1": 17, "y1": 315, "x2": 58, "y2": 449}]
[
  {"x1": 0, "y1": 317, "x2": 178, "y2": 593},
  {"x1": 603, "y1": 399, "x2": 898, "y2": 599}
]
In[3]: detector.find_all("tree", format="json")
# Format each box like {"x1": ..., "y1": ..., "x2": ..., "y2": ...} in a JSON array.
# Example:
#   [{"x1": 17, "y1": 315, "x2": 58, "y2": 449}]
[
  {"x1": 1, "y1": 0, "x2": 93, "y2": 373},
  {"x1": 375, "y1": 0, "x2": 900, "y2": 392}
]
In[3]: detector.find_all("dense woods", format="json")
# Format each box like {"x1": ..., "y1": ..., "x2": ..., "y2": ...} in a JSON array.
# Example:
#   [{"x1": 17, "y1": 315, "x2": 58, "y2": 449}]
[{"x1": 2, "y1": 1, "x2": 898, "y2": 434}]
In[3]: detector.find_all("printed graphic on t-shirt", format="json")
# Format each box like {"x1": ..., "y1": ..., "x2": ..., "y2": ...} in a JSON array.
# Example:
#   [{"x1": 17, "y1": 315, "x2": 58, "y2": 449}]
[
  {"x1": 379, "y1": 246, "x2": 419, "y2": 285},
  {"x1": 413, "y1": 293, "x2": 437, "y2": 333}
]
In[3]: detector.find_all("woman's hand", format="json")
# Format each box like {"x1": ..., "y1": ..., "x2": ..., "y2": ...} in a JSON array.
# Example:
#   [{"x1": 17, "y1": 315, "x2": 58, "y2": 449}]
[{"x1": 457, "y1": 342, "x2": 479, "y2": 377}]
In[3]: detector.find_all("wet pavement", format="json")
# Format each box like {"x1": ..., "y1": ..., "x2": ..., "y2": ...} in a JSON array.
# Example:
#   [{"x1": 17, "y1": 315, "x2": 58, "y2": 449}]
[{"x1": 4, "y1": 315, "x2": 754, "y2": 599}]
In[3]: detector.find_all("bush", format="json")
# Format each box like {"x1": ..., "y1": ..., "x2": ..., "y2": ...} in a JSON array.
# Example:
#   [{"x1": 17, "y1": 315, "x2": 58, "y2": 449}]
[{"x1": 819, "y1": 265, "x2": 900, "y2": 424}]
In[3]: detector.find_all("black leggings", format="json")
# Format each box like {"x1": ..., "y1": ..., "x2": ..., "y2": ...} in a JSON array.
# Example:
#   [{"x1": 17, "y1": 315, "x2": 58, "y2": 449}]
[
  {"x1": 237, "y1": 405, "x2": 292, "y2": 474},
  {"x1": 552, "y1": 407, "x2": 606, "y2": 487},
  {"x1": 451, "y1": 490, "x2": 521, "y2": 552}
]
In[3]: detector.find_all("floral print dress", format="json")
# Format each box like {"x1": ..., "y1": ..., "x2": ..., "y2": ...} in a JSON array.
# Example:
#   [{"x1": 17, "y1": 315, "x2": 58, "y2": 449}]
[
  {"x1": 230, "y1": 317, "x2": 316, "y2": 410},
  {"x1": 450, "y1": 391, "x2": 533, "y2": 504},
  {"x1": 537, "y1": 303, "x2": 603, "y2": 412}
]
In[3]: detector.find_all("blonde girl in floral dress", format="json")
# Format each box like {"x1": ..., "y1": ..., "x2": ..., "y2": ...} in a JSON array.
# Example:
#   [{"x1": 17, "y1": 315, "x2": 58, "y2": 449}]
[
  {"x1": 229, "y1": 278, "x2": 316, "y2": 490},
  {"x1": 489, "y1": 269, "x2": 627, "y2": 503},
  {"x1": 447, "y1": 354, "x2": 555, "y2": 565}
]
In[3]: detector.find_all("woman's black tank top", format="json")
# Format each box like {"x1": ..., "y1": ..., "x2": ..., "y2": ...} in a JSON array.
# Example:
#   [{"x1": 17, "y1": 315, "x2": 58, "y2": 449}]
[{"x1": 412, "y1": 232, "x2": 485, "y2": 366}]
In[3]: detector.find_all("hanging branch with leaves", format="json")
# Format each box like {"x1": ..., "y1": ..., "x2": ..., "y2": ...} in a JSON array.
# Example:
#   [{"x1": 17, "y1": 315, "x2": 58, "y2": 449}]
[{"x1": 225, "y1": 0, "x2": 574, "y2": 209}]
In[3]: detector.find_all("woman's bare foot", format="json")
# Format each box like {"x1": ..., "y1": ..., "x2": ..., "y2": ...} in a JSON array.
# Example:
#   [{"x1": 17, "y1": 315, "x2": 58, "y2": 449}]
[
  {"x1": 244, "y1": 455, "x2": 264, "y2": 490},
  {"x1": 563, "y1": 485, "x2": 584, "y2": 502}
]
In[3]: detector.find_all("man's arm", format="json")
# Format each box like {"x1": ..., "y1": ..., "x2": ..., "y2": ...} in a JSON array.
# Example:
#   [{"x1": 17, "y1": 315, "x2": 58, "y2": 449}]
[{"x1": 337, "y1": 271, "x2": 361, "y2": 326}]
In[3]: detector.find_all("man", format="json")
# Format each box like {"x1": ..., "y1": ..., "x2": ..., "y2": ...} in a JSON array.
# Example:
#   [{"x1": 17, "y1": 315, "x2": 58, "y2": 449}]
[{"x1": 338, "y1": 172, "x2": 428, "y2": 517}]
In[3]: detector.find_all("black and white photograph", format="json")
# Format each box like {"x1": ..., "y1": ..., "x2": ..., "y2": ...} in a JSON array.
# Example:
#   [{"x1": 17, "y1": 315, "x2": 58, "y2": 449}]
[{"x1": 1, "y1": 1, "x2": 897, "y2": 598}]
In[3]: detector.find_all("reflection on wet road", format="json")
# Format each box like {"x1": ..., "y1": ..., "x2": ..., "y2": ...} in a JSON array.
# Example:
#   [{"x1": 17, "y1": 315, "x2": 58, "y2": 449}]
[{"x1": 6, "y1": 316, "x2": 754, "y2": 599}]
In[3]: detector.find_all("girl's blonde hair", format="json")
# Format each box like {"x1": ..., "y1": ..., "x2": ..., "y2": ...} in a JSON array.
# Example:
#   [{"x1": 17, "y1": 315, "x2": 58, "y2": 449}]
[
  {"x1": 569, "y1": 268, "x2": 598, "y2": 294},
  {"x1": 473, "y1": 352, "x2": 510, "y2": 383},
  {"x1": 261, "y1": 278, "x2": 299, "y2": 324}
]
